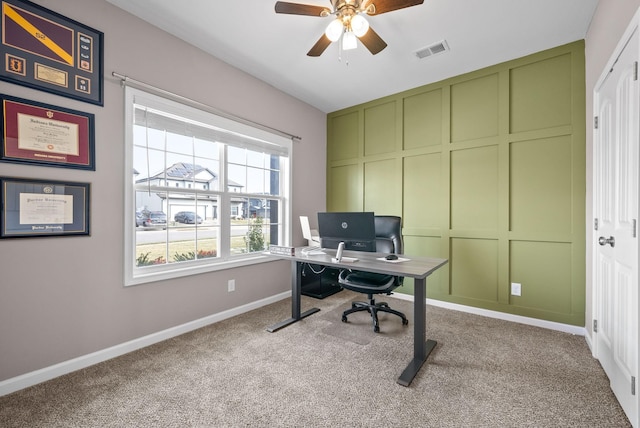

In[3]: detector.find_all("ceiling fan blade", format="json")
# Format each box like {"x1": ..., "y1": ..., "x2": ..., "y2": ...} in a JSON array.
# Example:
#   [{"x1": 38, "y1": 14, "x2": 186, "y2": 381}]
[
  {"x1": 275, "y1": 1, "x2": 331, "y2": 16},
  {"x1": 364, "y1": 0, "x2": 424, "y2": 15},
  {"x1": 307, "y1": 34, "x2": 332, "y2": 57},
  {"x1": 358, "y1": 27, "x2": 387, "y2": 55}
]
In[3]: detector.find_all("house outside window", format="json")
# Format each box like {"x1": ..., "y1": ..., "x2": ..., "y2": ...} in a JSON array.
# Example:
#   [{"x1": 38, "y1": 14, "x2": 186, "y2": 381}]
[{"x1": 124, "y1": 87, "x2": 291, "y2": 285}]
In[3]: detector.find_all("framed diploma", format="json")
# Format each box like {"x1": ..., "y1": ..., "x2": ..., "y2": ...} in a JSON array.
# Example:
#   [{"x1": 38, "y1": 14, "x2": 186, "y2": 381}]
[
  {"x1": 0, "y1": 0, "x2": 104, "y2": 106},
  {"x1": 1, "y1": 94, "x2": 95, "y2": 170},
  {"x1": 0, "y1": 176, "x2": 90, "y2": 238}
]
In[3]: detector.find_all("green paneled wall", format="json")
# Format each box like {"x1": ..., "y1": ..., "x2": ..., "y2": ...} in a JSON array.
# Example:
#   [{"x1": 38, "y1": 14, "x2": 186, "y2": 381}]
[
  {"x1": 364, "y1": 159, "x2": 402, "y2": 216},
  {"x1": 326, "y1": 41, "x2": 586, "y2": 326},
  {"x1": 403, "y1": 90, "x2": 442, "y2": 149},
  {"x1": 364, "y1": 101, "x2": 397, "y2": 155},
  {"x1": 451, "y1": 74, "x2": 500, "y2": 142},
  {"x1": 450, "y1": 146, "x2": 499, "y2": 231}
]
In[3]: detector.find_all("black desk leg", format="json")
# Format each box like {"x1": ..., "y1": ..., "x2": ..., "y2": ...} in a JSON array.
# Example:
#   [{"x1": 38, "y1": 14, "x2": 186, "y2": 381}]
[
  {"x1": 397, "y1": 276, "x2": 437, "y2": 386},
  {"x1": 266, "y1": 261, "x2": 320, "y2": 332}
]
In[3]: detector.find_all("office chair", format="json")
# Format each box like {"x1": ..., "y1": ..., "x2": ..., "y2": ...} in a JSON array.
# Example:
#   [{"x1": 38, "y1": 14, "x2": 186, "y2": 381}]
[{"x1": 338, "y1": 215, "x2": 408, "y2": 333}]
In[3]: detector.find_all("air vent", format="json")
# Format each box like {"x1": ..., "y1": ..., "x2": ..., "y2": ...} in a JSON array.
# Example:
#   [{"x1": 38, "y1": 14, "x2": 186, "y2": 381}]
[{"x1": 415, "y1": 40, "x2": 449, "y2": 59}]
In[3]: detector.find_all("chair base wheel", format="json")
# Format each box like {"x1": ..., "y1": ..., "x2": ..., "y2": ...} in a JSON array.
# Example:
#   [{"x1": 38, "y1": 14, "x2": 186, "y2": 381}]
[{"x1": 341, "y1": 298, "x2": 408, "y2": 333}]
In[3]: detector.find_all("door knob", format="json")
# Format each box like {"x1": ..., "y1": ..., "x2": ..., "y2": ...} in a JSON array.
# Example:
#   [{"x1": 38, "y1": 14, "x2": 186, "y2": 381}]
[{"x1": 598, "y1": 236, "x2": 615, "y2": 247}]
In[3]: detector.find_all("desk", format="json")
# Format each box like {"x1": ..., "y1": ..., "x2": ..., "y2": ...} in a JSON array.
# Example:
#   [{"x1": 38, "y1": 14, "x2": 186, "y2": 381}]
[{"x1": 265, "y1": 247, "x2": 448, "y2": 386}]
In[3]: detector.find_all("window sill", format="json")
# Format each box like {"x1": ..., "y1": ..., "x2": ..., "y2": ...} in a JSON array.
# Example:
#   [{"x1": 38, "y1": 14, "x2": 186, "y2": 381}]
[{"x1": 125, "y1": 254, "x2": 277, "y2": 286}]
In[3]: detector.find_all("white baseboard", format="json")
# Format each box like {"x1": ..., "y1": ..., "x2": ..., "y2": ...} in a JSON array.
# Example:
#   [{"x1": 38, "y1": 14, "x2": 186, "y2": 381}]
[
  {"x1": 584, "y1": 331, "x2": 595, "y2": 355},
  {"x1": 0, "y1": 291, "x2": 290, "y2": 398},
  {"x1": 1, "y1": 290, "x2": 588, "y2": 397},
  {"x1": 391, "y1": 292, "x2": 587, "y2": 336}
]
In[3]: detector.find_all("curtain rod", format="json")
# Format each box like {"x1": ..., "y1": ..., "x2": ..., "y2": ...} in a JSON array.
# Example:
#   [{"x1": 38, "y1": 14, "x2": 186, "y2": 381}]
[{"x1": 112, "y1": 72, "x2": 302, "y2": 142}]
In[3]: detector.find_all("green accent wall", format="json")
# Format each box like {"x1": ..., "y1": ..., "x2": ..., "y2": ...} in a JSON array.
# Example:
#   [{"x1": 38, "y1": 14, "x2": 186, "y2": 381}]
[{"x1": 326, "y1": 41, "x2": 586, "y2": 326}]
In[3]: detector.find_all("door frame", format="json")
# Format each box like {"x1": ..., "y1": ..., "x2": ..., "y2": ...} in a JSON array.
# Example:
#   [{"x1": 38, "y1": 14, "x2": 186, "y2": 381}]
[
  {"x1": 591, "y1": 5, "x2": 640, "y2": 357},
  {"x1": 591, "y1": 6, "x2": 640, "y2": 427}
]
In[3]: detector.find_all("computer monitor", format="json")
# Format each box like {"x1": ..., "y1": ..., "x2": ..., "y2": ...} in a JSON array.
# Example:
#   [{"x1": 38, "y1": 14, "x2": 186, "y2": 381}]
[{"x1": 317, "y1": 211, "x2": 376, "y2": 252}]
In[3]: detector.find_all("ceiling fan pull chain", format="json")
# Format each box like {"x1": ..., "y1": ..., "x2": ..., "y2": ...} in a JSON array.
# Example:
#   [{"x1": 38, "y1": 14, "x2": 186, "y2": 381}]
[{"x1": 338, "y1": 40, "x2": 350, "y2": 67}]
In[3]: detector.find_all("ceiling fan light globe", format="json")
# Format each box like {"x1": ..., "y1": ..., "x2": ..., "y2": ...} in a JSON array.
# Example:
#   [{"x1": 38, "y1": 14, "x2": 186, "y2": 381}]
[
  {"x1": 325, "y1": 19, "x2": 343, "y2": 42},
  {"x1": 351, "y1": 14, "x2": 369, "y2": 37},
  {"x1": 342, "y1": 31, "x2": 358, "y2": 50}
]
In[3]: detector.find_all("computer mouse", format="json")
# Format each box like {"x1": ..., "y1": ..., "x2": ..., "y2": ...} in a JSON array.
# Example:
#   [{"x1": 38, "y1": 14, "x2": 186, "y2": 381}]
[{"x1": 385, "y1": 254, "x2": 398, "y2": 260}]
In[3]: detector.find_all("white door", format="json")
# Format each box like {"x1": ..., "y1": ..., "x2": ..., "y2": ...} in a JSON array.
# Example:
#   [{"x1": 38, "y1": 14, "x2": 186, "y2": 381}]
[{"x1": 594, "y1": 25, "x2": 639, "y2": 427}]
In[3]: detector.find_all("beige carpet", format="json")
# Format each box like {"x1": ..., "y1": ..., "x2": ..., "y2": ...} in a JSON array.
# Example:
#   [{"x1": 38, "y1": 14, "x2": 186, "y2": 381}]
[{"x1": 0, "y1": 290, "x2": 631, "y2": 427}]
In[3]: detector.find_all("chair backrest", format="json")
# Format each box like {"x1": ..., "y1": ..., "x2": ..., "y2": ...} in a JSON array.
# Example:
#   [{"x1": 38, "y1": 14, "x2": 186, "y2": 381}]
[
  {"x1": 339, "y1": 215, "x2": 404, "y2": 291},
  {"x1": 374, "y1": 216, "x2": 403, "y2": 254}
]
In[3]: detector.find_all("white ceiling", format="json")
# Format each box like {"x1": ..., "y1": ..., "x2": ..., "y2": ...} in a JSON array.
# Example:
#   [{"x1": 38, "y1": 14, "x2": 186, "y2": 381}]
[{"x1": 104, "y1": 0, "x2": 598, "y2": 113}]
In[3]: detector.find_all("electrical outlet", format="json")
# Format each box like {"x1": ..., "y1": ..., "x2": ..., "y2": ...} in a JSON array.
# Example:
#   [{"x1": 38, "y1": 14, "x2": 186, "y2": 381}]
[
  {"x1": 228, "y1": 279, "x2": 235, "y2": 292},
  {"x1": 511, "y1": 282, "x2": 521, "y2": 296}
]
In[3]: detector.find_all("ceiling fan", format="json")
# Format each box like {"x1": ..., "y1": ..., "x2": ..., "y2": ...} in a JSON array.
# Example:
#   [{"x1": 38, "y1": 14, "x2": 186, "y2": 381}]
[{"x1": 274, "y1": 0, "x2": 425, "y2": 57}]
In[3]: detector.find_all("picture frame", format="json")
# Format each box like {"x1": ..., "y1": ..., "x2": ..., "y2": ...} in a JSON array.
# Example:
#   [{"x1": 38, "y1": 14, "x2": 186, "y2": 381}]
[
  {"x1": 0, "y1": 176, "x2": 90, "y2": 238},
  {"x1": 0, "y1": 0, "x2": 104, "y2": 106},
  {"x1": 1, "y1": 94, "x2": 95, "y2": 170}
]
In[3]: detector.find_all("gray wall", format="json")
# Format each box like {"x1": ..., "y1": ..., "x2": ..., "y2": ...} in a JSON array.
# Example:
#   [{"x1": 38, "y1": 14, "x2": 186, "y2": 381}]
[
  {"x1": 0, "y1": 0, "x2": 327, "y2": 382},
  {"x1": 584, "y1": 0, "x2": 640, "y2": 339}
]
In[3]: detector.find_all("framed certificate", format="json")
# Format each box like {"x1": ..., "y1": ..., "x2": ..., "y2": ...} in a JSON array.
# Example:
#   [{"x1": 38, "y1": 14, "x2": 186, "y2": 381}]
[
  {"x1": 1, "y1": 94, "x2": 95, "y2": 170},
  {"x1": 0, "y1": 176, "x2": 90, "y2": 238},
  {"x1": 0, "y1": 0, "x2": 104, "y2": 106}
]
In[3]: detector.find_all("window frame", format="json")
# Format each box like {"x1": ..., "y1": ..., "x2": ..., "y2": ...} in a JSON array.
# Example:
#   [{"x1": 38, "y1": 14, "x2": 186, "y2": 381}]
[{"x1": 123, "y1": 87, "x2": 292, "y2": 286}]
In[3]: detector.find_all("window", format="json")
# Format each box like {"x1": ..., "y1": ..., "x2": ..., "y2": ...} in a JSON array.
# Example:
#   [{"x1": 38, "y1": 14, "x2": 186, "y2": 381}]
[{"x1": 124, "y1": 87, "x2": 291, "y2": 285}]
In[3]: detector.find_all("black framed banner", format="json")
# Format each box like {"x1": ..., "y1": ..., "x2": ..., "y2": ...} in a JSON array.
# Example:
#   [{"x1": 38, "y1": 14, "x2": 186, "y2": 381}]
[
  {"x1": 0, "y1": 176, "x2": 90, "y2": 238},
  {"x1": 1, "y1": 94, "x2": 95, "y2": 170},
  {"x1": 0, "y1": 0, "x2": 104, "y2": 106}
]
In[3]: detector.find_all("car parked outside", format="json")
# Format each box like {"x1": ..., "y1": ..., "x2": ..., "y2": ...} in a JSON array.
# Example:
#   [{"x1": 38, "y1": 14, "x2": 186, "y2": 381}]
[
  {"x1": 136, "y1": 211, "x2": 167, "y2": 228},
  {"x1": 174, "y1": 211, "x2": 203, "y2": 224}
]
